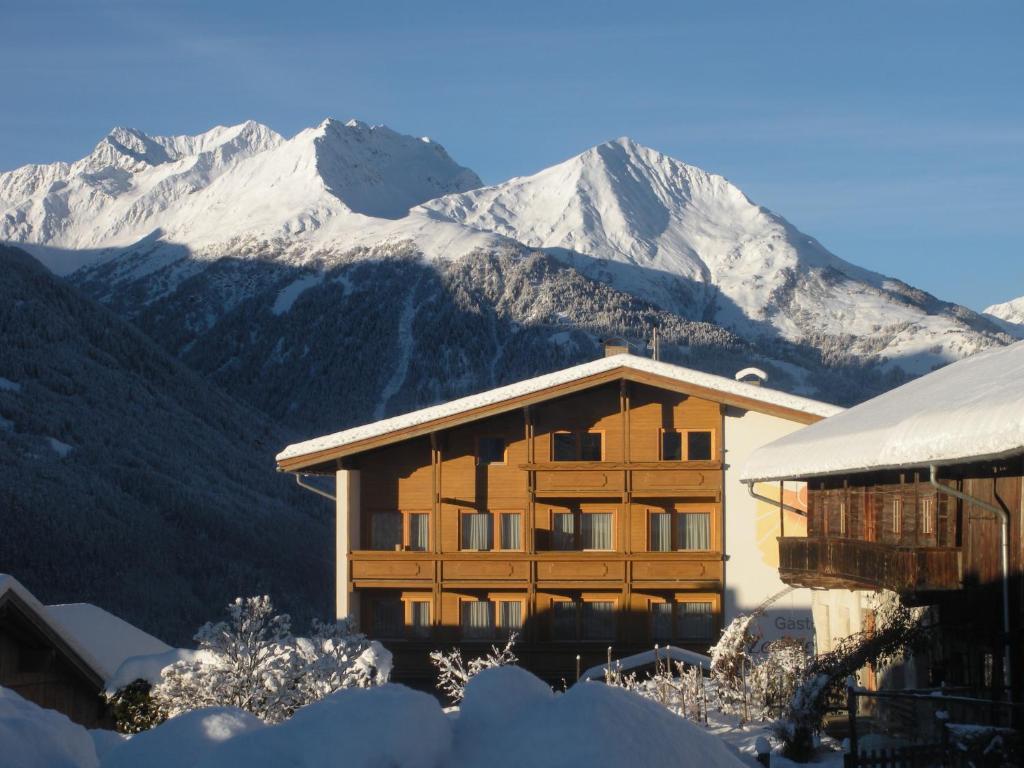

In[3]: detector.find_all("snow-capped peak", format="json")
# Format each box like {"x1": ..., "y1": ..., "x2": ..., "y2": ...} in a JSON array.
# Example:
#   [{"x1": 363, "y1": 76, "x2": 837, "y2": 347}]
[
  {"x1": 984, "y1": 295, "x2": 1024, "y2": 336},
  {"x1": 0, "y1": 117, "x2": 482, "y2": 269}
]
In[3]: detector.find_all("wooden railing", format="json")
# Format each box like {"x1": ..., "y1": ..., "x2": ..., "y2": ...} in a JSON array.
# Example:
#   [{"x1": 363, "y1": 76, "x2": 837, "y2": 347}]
[{"x1": 778, "y1": 537, "x2": 961, "y2": 594}]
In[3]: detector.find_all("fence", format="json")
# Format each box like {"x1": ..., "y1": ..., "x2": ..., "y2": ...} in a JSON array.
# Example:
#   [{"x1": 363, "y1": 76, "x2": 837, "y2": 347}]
[{"x1": 844, "y1": 684, "x2": 1021, "y2": 768}]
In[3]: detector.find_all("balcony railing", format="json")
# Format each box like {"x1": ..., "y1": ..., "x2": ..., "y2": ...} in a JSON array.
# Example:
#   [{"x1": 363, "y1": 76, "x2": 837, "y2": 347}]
[{"x1": 778, "y1": 537, "x2": 962, "y2": 594}]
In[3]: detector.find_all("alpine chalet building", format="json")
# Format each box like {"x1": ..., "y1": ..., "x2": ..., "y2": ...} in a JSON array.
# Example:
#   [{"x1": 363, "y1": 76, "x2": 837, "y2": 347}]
[{"x1": 277, "y1": 349, "x2": 839, "y2": 681}]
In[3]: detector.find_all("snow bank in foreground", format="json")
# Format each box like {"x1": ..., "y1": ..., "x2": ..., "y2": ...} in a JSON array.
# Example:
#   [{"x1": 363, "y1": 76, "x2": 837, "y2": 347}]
[
  {"x1": 0, "y1": 687, "x2": 98, "y2": 768},
  {"x1": 451, "y1": 666, "x2": 746, "y2": 768},
  {"x1": 6, "y1": 667, "x2": 749, "y2": 768},
  {"x1": 100, "y1": 708, "x2": 264, "y2": 768},
  {"x1": 195, "y1": 684, "x2": 449, "y2": 768}
]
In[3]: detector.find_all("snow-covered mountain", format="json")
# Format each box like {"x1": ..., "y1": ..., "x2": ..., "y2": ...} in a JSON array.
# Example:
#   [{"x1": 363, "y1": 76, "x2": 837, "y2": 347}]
[
  {"x1": 985, "y1": 296, "x2": 1024, "y2": 336},
  {"x1": 0, "y1": 244, "x2": 332, "y2": 644},
  {"x1": 419, "y1": 137, "x2": 1004, "y2": 369},
  {"x1": 0, "y1": 120, "x2": 1012, "y2": 428},
  {"x1": 0, "y1": 119, "x2": 481, "y2": 273}
]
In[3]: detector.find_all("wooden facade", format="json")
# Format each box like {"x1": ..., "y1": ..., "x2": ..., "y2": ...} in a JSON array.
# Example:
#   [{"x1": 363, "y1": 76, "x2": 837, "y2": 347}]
[
  {"x1": 777, "y1": 457, "x2": 1024, "y2": 701},
  {"x1": 0, "y1": 589, "x2": 110, "y2": 728},
  {"x1": 343, "y1": 381, "x2": 729, "y2": 682}
]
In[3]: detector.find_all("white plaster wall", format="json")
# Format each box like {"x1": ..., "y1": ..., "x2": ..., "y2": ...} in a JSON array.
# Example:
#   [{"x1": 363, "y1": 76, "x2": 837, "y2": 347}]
[
  {"x1": 723, "y1": 407, "x2": 817, "y2": 654},
  {"x1": 335, "y1": 469, "x2": 360, "y2": 621}
]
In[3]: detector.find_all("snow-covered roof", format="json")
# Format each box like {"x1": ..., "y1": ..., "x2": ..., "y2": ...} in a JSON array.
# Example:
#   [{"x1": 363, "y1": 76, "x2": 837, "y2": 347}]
[
  {"x1": 47, "y1": 603, "x2": 171, "y2": 683},
  {"x1": 741, "y1": 340, "x2": 1024, "y2": 482},
  {"x1": 277, "y1": 353, "x2": 840, "y2": 466},
  {"x1": 0, "y1": 575, "x2": 107, "y2": 684}
]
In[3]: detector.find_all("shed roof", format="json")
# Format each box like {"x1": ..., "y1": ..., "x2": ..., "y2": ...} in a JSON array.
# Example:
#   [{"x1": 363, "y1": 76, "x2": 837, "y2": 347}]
[
  {"x1": 276, "y1": 353, "x2": 841, "y2": 471},
  {"x1": 741, "y1": 340, "x2": 1024, "y2": 482}
]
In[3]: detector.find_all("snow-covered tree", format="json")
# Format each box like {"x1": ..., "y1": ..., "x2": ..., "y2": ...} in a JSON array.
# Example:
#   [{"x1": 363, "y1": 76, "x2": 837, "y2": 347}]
[
  {"x1": 774, "y1": 593, "x2": 929, "y2": 762},
  {"x1": 150, "y1": 596, "x2": 390, "y2": 724},
  {"x1": 429, "y1": 633, "x2": 518, "y2": 704}
]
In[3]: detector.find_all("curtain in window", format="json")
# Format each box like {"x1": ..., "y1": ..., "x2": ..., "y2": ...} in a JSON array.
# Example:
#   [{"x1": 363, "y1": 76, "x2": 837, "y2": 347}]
[
  {"x1": 676, "y1": 601, "x2": 712, "y2": 640},
  {"x1": 410, "y1": 601, "x2": 430, "y2": 638},
  {"x1": 500, "y1": 513, "x2": 521, "y2": 550},
  {"x1": 373, "y1": 598, "x2": 403, "y2": 638},
  {"x1": 461, "y1": 513, "x2": 492, "y2": 550},
  {"x1": 651, "y1": 602, "x2": 672, "y2": 641},
  {"x1": 582, "y1": 513, "x2": 613, "y2": 550},
  {"x1": 409, "y1": 514, "x2": 429, "y2": 551},
  {"x1": 461, "y1": 600, "x2": 494, "y2": 639},
  {"x1": 553, "y1": 512, "x2": 575, "y2": 550},
  {"x1": 677, "y1": 512, "x2": 710, "y2": 550},
  {"x1": 583, "y1": 601, "x2": 615, "y2": 640},
  {"x1": 371, "y1": 512, "x2": 402, "y2": 550},
  {"x1": 552, "y1": 601, "x2": 578, "y2": 641},
  {"x1": 650, "y1": 512, "x2": 672, "y2": 552},
  {"x1": 499, "y1": 601, "x2": 522, "y2": 635}
]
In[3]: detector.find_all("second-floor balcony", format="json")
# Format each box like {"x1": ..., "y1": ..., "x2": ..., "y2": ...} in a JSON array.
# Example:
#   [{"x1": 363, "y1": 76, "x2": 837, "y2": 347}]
[{"x1": 778, "y1": 536, "x2": 962, "y2": 596}]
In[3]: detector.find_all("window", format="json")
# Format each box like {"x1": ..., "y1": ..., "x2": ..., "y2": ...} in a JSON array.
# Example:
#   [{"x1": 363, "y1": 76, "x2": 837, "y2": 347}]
[
  {"x1": 498, "y1": 600, "x2": 523, "y2": 638},
  {"x1": 552, "y1": 600, "x2": 578, "y2": 641},
  {"x1": 477, "y1": 436, "x2": 507, "y2": 466},
  {"x1": 551, "y1": 598, "x2": 617, "y2": 642},
  {"x1": 583, "y1": 601, "x2": 615, "y2": 640},
  {"x1": 370, "y1": 512, "x2": 402, "y2": 550},
  {"x1": 661, "y1": 431, "x2": 683, "y2": 461},
  {"x1": 649, "y1": 600, "x2": 715, "y2": 643},
  {"x1": 551, "y1": 509, "x2": 613, "y2": 551},
  {"x1": 687, "y1": 431, "x2": 713, "y2": 461},
  {"x1": 582, "y1": 512, "x2": 613, "y2": 550},
  {"x1": 409, "y1": 600, "x2": 431, "y2": 638},
  {"x1": 580, "y1": 432, "x2": 603, "y2": 461},
  {"x1": 461, "y1": 600, "x2": 494, "y2": 640},
  {"x1": 552, "y1": 512, "x2": 575, "y2": 550},
  {"x1": 649, "y1": 510, "x2": 711, "y2": 551},
  {"x1": 651, "y1": 602, "x2": 673, "y2": 642},
  {"x1": 461, "y1": 599, "x2": 522, "y2": 640},
  {"x1": 552, "y1": 431, "x2": 604, "y2": 461},
  {"x1": 499, "y1": 512, "x2": 522, "y2": 550},
  {"x1": 409, "y1": 513, "x2": 429, "y2": 551},
  {"x1": 461, "y1": 512, "x2": 493, "y2": 551},
  {"x1": 920, "y1": 497, "x2": 935, "y2": 535},
  {"x1": 677, "y1": 602, "x2": 713, "y2": 640},
  {"x1": 553, "y1": 432, "x2": 577, "y2": 461},
  {"x1": 371, "y1": 597, "x2": 403, "y2": 638},
  {"x1": 891, "y1": 497, "x2": 903, "y2": 535},
  {"x1": 661, "y1": 430, "x2": 714, "y2": 461}
]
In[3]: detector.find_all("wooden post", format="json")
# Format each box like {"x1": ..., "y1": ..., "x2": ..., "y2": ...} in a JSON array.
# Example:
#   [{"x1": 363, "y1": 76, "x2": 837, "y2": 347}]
[{"x1": 847, "y1": 681, "x2": 859, "y2": 768}]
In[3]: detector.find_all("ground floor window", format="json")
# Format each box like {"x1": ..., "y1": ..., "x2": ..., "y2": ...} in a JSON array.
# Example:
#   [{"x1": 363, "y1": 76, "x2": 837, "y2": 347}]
[
  {"x1": 648, "y1": 598, "x2": 714, "y2": 643},
  {"x1": 460, "y1": 596, "x2": 523, "y2": 640},
  {"x1": 549, "y1": 595, "x2": 617, "y2": 642}
]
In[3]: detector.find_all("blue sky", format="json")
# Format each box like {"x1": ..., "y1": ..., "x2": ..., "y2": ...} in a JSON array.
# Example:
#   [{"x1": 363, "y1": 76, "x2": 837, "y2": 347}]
[{"x1": 3, "y1": 0, "x2": 1022, "y2": 310}]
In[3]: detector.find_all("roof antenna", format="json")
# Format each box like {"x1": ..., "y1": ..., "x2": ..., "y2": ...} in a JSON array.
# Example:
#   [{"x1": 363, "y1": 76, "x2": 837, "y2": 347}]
[{"x1": 649, "y1": 327, "x2": 660, "y2": 361}]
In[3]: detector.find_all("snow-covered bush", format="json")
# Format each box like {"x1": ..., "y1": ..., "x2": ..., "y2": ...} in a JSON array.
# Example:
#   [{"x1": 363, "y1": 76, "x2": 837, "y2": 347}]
[
  {"x1": 429, "y1": 633, "x2": 518, "y2": 704},
  {"x1": 748, "y1": 637, "x2": 808, "y2": 721},
  {"x1": 774, "y1": 593, "x2": 928, "y2": 762},
  {"x1": 604, "y1": 657, "x2": 708, "y2": 722},
  {"x1": 105, "y1": 678, "x2": 166, "y2": 734},
  {"x1": 709, "y1": 610, "x2": 760, "y2": 719},
  {"x1": 149, "y1": 596, "x2": 389, "y2": 724}
]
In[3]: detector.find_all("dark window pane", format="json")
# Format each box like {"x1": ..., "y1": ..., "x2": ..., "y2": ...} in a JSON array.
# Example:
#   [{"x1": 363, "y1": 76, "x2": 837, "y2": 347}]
[
  {"x1": 552, "y1": 601, "x2": 578, "y2": 641},
  {"x1": 370, "y1": 512, "x2": 402, "y2": 550},
  {"x1": 553, "y1": 432, "x2": 576, "y2": 461},
  {"x1": 478, "y1": 436, "x2": 506, "y2": 465},
  {"x1": 583, "y1": 601, "x2": 615, "y2": 640},
  {"x1": 661, "y1": 431, "x2": 682, "y2": 461},
  {"x1": 687, "y1": 431, "x2": 712, "y2": 461},
  {"x1": 372, "y1": 598, "x2": 403, "y2": 638},
  {"x1": 580, "y1": 432, "x2": 603, "y2": 461}
]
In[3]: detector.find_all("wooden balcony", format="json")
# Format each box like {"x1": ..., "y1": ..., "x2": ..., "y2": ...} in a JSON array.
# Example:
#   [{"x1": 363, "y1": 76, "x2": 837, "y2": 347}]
[{"x1": 778, "y1": 537, "x2": 962, "y2": 595}]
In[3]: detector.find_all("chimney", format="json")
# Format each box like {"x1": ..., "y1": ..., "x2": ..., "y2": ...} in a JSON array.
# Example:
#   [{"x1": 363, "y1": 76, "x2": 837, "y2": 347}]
[
  {"x1": 734, "y1": 367, "x2": 768, "y2": 387},
  {"x1": 602, "y1": 337, "x2": 630, "y2": 357}
]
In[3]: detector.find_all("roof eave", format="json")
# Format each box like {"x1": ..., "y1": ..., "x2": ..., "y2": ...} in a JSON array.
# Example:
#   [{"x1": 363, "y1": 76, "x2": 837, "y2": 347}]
[{"x1": 278, "y1": 366, "x2": 832, "y2": 474}]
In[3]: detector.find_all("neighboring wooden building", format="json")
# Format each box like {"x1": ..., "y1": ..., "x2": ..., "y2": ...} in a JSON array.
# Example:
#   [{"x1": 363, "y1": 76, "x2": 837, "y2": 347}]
[
  {"x1": 0, "y1": 574, "x2": 171, "y2": 728},
  {"x1": 277, "y1": 351, "x2": 839, "y2": 683},
  {"x1": 742, "y1": 341, "x2": 1024, "y2": 702},
  {"x1": 0, "y1": 575, "x2": 109, "y2": 727}
]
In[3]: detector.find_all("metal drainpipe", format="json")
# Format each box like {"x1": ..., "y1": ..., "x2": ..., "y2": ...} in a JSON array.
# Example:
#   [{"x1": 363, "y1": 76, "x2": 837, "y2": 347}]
[
  {"x1": 294, "y1": 473, "x2": 336, "y2": 502},
  {"x1": 746, "y1": 480, "x2": 807, "y2": 517},
  {"x1": 929, "y1": 464, "x2": 1012, "y2": 702}
]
